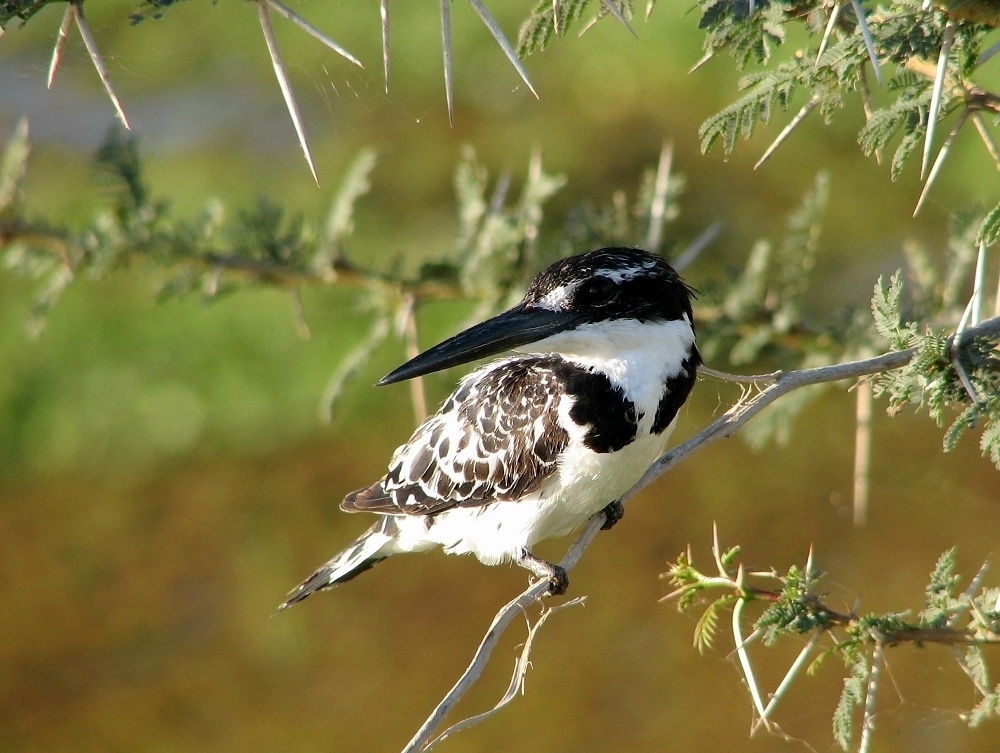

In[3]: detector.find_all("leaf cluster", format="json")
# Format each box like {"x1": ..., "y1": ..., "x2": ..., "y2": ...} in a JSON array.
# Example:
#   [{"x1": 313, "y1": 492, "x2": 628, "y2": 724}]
[
  {"x1": 663, "y1": 538, "x2": 1000, "y2": 750},
  {"x1": 869, "y1": 224, "x2": 1000, "y2": 467}
]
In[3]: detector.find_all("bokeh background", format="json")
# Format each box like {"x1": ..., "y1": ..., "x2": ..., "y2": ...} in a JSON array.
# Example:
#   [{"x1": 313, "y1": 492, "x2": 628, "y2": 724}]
[{"x1": 1, "y1": 2, "x2": 999, "y2": 751}]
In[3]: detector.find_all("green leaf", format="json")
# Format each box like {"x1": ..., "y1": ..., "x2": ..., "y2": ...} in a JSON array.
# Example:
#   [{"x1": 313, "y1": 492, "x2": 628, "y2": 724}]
[
  {"x1": 976, "y1": 202, "x2": 1000, "y2": 248},
  {"x1": 0, "y1": 117, "x2": 29, "y2": 216},
  {"x1": 833, "y1": 654, "x2": 869, "y2": 751},
  {"x1": 968, "y1": 686, "x2": 1000, "y2": 727},
  {"x1": 693, "y1": 596, "x2": 732, "y2": 654}
]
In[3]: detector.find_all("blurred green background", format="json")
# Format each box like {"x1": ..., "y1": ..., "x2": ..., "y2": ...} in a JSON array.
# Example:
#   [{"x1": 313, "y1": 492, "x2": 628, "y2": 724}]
[{"x1": 1, "y1": 2, "x2": 999, "y2": 751}]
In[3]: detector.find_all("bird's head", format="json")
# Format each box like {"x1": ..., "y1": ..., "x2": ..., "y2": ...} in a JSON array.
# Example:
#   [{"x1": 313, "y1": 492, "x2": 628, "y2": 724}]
[{"x1": 378, "y1": 247, "x2": 696, "y2": 386}]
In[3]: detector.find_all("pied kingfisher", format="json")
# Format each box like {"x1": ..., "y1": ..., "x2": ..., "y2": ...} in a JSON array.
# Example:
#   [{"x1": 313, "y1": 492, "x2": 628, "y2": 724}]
[{"x1": 280, "y1": 247, "x2": 699, "y2": 608}]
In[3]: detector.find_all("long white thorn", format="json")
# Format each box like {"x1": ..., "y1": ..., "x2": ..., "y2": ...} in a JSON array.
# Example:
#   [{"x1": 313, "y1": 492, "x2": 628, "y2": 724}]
[
  {"x1": 850, "y1": 0, "x2": 883, "y2": 87},
  {"x1": 755, "y1": 96, "x2": 819, "y2": 169},
  {"x1": 600, "y1": 0, "x2": 637, "y2": 37},
  {"x1": 733, "y1": 592, "x2": 770, "y2": 728},
  {"x1": 72, "y1": 2, "x2": 131, "y2": 129},
  {"x1": 47, "y1": 4, "x2": 74, "y2": 89},
  {"x1": 972, "y1": 112, "x2": 1000, "y2": 170},
  {"x1": 265, "y1": 0, "x2": 363, "y2": 68},
  {"x1": 440, "y1": 0, "x2": 454, "y2": 124},
  {"x1": 815, "y1": 0, "x2": 840, "y2": 68},
  {"x1": 467, "y1": 0, "x2": 539, "y2": 99},
  {"x1": 380, "y1": 0, "x2": 390, "y2": 93},
  {"x1": 914, "y1": 108, "x2": 967, "y2": 217},
  {"x1": 258, "y1": 2, "x2": 319, "y2": 185},
  {"x1": 923, "y1": 21, "x2": 955, "y2": 180}
]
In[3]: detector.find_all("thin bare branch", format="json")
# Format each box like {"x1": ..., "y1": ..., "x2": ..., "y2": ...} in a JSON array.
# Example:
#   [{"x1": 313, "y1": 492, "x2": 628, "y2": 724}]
[
  {"x1": 47, "y1": 4, "x2": 73, "y2": 89},
  {"x1": 424, "y1": 598, "x2": 585, "y2": 750},
  {"x1": 755, "y1": 96, "x2": 819, "y2": 170},
  {"x1": 923, "y1": 21, "x2": 956, "y2": 179},
  {"x1": 401, "y1": 513, "x2": 605, "y2": 753},
  {"x1": 646, "y1": 141, "x2": 673, "y2": 252},
  {"x1": 698, "y1": 365, "x2": 778, "y2": 383},
  {"x1": 467, "y1": 0, "x2": 539, "y2": 99},
  {"x1": 258, "y1": 2, "x2": 319, "y2": 185},
  {"x1": 72, "y1": 2, "x2": 130, "y2": 129},
  {"x1": 853, "y1": 379, "x2": 872, "y2": 526},
  {"x1": 265, "y1": 0, "x2": 363, "y2": 68},
  {"x1": 440, "y1": 0, "x2": 455, "y2": 124},
  {"x1": 380, "y1": 0, "x2": 391, "y2": 93}
]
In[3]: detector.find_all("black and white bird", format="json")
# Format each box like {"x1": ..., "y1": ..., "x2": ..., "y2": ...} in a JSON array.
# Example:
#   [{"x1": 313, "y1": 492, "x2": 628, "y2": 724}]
[{"x1": 280, "y1": 247, "x2": 699, "y2": 609}]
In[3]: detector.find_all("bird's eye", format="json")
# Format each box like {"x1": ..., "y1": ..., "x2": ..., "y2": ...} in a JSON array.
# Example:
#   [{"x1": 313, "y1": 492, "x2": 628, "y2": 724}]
[{"x1": 578, "y1": 277, "x2": 619, "y2": 307}]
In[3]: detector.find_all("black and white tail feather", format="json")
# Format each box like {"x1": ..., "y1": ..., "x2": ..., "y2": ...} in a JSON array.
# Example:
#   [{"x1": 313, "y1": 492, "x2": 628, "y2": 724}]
[{"x1": 280, "y1": 247, "x2": 699, "y2": 610}]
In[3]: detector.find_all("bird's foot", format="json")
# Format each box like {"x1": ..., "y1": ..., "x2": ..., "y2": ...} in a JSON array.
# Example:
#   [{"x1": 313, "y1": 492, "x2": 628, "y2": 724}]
[
  {"x1": 600, "y1": 499, "x2": 625, "y2": 531},
  {"x1": 517, "y1": 549, "x2": 569, "y2": 596}
]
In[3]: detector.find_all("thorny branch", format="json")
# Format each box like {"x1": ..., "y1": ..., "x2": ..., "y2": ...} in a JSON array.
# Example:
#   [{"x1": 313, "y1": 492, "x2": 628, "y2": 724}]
[{"x1": 399, "y1": 313, "x2": 1000, "y2": 753}]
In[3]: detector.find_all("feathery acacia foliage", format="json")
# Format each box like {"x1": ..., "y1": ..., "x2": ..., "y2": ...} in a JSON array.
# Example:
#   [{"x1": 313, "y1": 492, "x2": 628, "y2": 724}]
[{"x1": 664, "y1": 536, "x2": 1000, "y2": 751}]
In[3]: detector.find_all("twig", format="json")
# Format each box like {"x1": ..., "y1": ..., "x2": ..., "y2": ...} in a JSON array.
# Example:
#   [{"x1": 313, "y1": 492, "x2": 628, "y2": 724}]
[
  {"x1": 401, "y1": 513, "x2": 605, "y2": 753},
  {"x1": 424, "y1": 598, "x2": 585, "y2": 750},
  {"x1": 697, "y1": 365, "x2": 778, "y2": 384}
]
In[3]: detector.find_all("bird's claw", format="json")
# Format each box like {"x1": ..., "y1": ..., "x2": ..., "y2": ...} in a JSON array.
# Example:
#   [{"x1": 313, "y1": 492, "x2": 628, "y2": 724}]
[{"x1": 600, "y1": 499, "x2": 625, "y2": 530}]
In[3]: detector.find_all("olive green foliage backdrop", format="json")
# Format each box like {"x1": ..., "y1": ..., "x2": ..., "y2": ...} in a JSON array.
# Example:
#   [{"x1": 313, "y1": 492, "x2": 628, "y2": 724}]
[{"x1": 0, "y1": 2, "x2": 999, "y2": 752}]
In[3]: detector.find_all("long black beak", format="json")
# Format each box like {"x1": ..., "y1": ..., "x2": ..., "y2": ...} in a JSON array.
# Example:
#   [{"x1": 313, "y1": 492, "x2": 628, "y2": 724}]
[{"x1": 378, "y1": 303, "x2": 577, "y2": 386}]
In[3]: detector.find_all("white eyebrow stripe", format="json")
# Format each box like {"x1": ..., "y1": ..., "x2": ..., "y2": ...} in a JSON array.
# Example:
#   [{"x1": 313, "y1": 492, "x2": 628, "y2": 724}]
[{"x1": 535, "y1": 282, "x2": 578, "y2": 311}]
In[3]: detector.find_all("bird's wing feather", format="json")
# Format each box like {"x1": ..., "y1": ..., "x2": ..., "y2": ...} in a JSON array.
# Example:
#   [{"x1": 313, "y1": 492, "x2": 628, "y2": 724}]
[{"x1": 343, "y1": 357, "x2": 569, "y2": 516}]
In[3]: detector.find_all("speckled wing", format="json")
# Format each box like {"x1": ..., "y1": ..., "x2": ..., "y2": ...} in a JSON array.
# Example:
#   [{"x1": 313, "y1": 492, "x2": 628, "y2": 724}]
[{"x1": 342, "y1": 357, "x2": 570, "y2": 516}]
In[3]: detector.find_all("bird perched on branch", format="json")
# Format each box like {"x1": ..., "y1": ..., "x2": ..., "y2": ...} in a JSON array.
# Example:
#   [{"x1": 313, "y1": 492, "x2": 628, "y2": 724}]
[{"x1": 280, "y1": 247, "x2": 699, "y2": 609}]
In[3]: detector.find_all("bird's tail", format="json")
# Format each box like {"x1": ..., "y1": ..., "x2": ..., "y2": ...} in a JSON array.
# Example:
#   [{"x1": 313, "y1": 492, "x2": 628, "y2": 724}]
[{"x1": 278, "y1": 516, "x2": 398, "y2": 610}]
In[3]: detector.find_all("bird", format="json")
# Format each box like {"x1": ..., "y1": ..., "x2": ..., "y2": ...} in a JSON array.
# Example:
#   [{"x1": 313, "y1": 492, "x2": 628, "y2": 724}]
[{"x1": 279, "y1": 246, "x2": 700, "y2": 609}]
